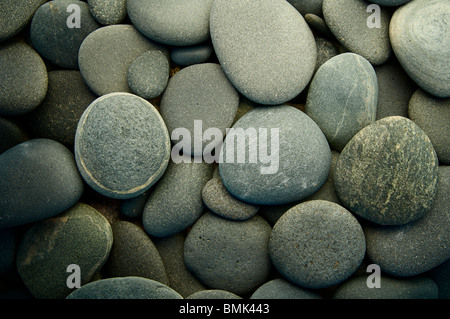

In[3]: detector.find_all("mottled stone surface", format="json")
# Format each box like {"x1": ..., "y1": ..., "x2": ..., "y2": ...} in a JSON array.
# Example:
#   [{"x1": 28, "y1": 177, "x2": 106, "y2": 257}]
[
  {"x1": 250, "y1": 279, "x2": 322, "y2": 299},
  {"x1": 88, "y1": 0, "x2": 127, "y2": 25}
]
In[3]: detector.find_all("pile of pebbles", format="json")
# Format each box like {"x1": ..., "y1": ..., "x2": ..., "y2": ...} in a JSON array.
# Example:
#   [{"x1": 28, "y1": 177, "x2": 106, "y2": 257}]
[{"x1": 0, "y1": 0, "x2": 448, "y2": 300}]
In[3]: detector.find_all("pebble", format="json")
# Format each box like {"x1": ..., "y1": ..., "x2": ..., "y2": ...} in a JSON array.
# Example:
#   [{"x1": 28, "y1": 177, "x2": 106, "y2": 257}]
[
  {"x1": 286, "y1": 0, "x2": 323, "y2": 16},
  {"x1": 0, "y1": 138, "x2": 84, "y2": 228},
  {"x1": 87, "y1": 0, "x2": 127, "y2": 25},
  {"x1": 184, "y1": 212, "x2": 272, "y2": 295},
  {"x1": 30, "y1": 0, "x2": 100, "y2": 69},
  {"x1": 408, "y1": 89, "x2": 450, "y2": 165},
  {"x1": 219, "y1": 105, "x2": 331, "y2": 205},
  {"x1": 127, "y1": 50, "x2": 170, "y2": 100},
  {"x1": 313, "y1": 37, "x2": 340, "y2": 74},
  {"x1": 16, "y1": 202, "x2": 113, "y2": 299},
  {"x1": 186, "y1": 290, "x2": 242, "y2": 299},
  {"x1": 305, "y1": 53, "x2": 378, "y2": 151},
  {"x1": 305, "y1": 14, "x2": 335, "y2": 39},
  {"x1": 170, "y1": 42, "x2": 214, "y2": 67},
  {"x1": 322, "y1": 0, "x2": 392, "y2": 65},
  {"x1": 334, "y1": 116, "x2": 439, "y2": 225},
  {"x1": 389, "y1": 0, "x2": 450, "y2": 98},
  {"x1": 0, "y1": 42, "x2": 48, "y2": 116},
  {"x1": 250, "y1": 279, "x2": 322, "y2": 299},
  {"x1": 66, "y1": 276, "x2": 183, "y2": 299},
  {"x1": 127, "y1": 0, "x2": 214, "y2": 46},
  {"x1": 75, "y1": 92, "x2": 171, "y2": 200},
  {"x1": 269, "y1": 200, "x2": 366, "y2": 289},
  {"x1": 0, "y1": 117, "x2": 28, "y2": 155},
  {"x1": 364, "y1": 166, "x2": 450, "y2": 277},
  {"x1": 210, "y1": 0, "x2": 317, "y2": 105}
]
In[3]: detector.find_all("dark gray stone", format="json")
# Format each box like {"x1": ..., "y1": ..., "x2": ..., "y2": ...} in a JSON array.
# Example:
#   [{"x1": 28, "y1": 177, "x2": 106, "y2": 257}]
[
  {"x1": 170, "y1": 42, "x2": 214, "y2": 67},
  {"x1": 186, "y1": 290, "x2": 242, "y2": 299},
  {"x1": 269, "y1": 200, "x2": 366, "y2": 289},
  {"x1": 0, "y1": 117, "x2": 29, "y2": 155},
  {"x1": 88, "y1": 0, "x2": 127, "y2": 25},
  {"x1": 368, "y1": 0, "x2": 412, "y2": 7},
  {"x1": 334, "y1": 116, "x2": 440, "y2": 226},
  {"x1": 119, "y1": 191, "x2": 150, "y2": 219},
  {"x1": 250, "y1": 279, "x2": 322, "y2": 299}
]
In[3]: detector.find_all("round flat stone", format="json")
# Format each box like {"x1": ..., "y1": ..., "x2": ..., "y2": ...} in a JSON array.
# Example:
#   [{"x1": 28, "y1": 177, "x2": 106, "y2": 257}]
[
  {"x1": 74, "y1": 92, "x2": 171, "y2": 199},
  {"x1": 184, "y1": 212, "x2": 272, "y2": 295},
  {"x1": 269, "y1": 200, "x2": 366, "y2": 289},
  {"x1": 368, "y1": 0, "x2": 412, "y2": 7},
  {"x1": 219, "y1": 105, "x2": 331, "y2": 205},
  {"x1": 127, "y1": 0, "x2": 214, "y2": 46},
  {"x1": 323, "y1": 0, "x2": 392, "y2": 65},
  {"x1": 334, "y1": 116, "x2": 439, "y2": 225},
  {"x1": 170, "y1": 42, "x2": 214, "y2": 67},
  {"x1": 16, "y1": 203, "x2": 113, "y2": 299},
  {"x1": 0, "y1": 42, "x2": 48, "y2": 116},
  {"x1": 305, "y1": 53, "x2": 378, "y2": 151},
  {"x1": 66, "y1": 277, "x2": 183, "y2": 299},
  {"x1": 250, "y1": 279, "x2": 322, "y2": 299},
  {"x1": 30, "y1": 0, "x2": 100, "y2": 69},
  {"x1": 186, "y1": 290, "x2": 242, "y2": 299},
  {"x1": 0, "y1": 138, "x2": 84, "y2": 228},
  {"x1": 88, "y1": 0, "x2": 127, "y2": 25},
  {"x1": 210, "y1": 0, "x2": 317, "y2": 105},
  {"x1": 389, "y1": 0, "x2": 450, "y2": 98}
]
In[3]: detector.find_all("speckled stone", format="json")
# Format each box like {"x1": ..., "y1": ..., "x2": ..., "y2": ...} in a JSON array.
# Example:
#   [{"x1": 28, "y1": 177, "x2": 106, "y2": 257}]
[
  {"x1": 16, "y1": 203, "x2": 113, "y2": 299},
  {"x1": 0, "y1": 228, "x2": 17, "y2": 275},
  {"x1": 170, "y1": 42, "x2": 214, "y2": 67},
  {"x1": 184, "y1": 212, "x2": 272, "y2": 295},
  {"x1": 269, "y1": 200, "x2": 366, "y2": 289},
  {"x1": 0, "y1": 42, "x2": 48, "y2": 116},
  {"x1": 368, "y1": 0, "x2": 412, "y2": 5},
  {"x1": 323, "y1": 0, "x2": 392, "y2": 65},
  {"x1": 250, "y1": 279, "x2": 322, "y2": 299},
  {"x1": 364, "y1": 166, "x2": 450, "y2": 277},
  {"x1": 408, "y1": 89, "x2": 450, "y2": 164},
  {"x1": 30, "y1": 0, "x2": 100, "y2": 69},
  {"x1": 305, "y1": 53, "x2": 378, "y2": 151},
  {"x1": 127, "y1": 0, "x2": 214, "y2": 46},
  {"x1": 74, "y1": 92, "x2": 171, "y2": 199},
  {"x1": 186, "y1": 290, "x2": 242, "y2": 299},
  {"x1": 66, "y1": 276, "x2": 183, "y2": 299},
  {"x1": 0, "y1": 117, "x2": 28, "y2": 155},
  {"x1": 286, "y1": 0, "x2": 323, "y2": 16},
  {"x1": 0, "y1": 138, "x2": 84, "y2": 228},
  {"x1": 88, "y1": 0, "x2": 127, "y2": 25},
  {"x1": 389, "y1": 0, "x2": 450, "y2": 98},
  {"x1": 210, "y1": 0, "x2": 317, "y2": 105},
  {"x1": 334, "y1": 116, "x2": 439, "y2": 225}
]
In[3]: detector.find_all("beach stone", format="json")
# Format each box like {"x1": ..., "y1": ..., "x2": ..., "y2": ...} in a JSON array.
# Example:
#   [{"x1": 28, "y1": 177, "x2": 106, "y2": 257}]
[
  {"x1": 0, "y1": 117, "x2": 28, "y2": 155},
  {"x1": 30, "y1": 0, "x2": 100, "y2": 69},
  {"x1": 127, "y1": 0, "x2": 214, "y2": 46},
  {"x1": 16, "y1": 202, "x2": 113, "y2": 299},
  {"x1": 88, "y1": 0, "x2": 127, "y2": 25},
  {"x1": 127, "y1": 50, "x2": 170, "y2": 100},
  {"x1": 24, "y1": 70, "x2": 97, "y2": 147},
  {"x1": 186, "y1": 290, "x2": 242, "y2": 299},
  {"x1": 160, "y1": 63, "x2": 239, "y2": 156},
  {"x1": 408, "y1": 89, "x2": 450, "y2": 165},
  {"x1": 368, "y1": 0, "x2": 412, "y2": 6},
  {"x1": 142, "y1": 158, "x2": 214, "y2": 238},
  {"x1": 333, "y1": 275, "x2": 438, "y2": 299},
  {"x1": 219, "y1": 105, "x2": 331, "y2": 205},
  {"x1": 305, "y1": 53, "x2": 378, "y2": 151},
  {"x1": 170, "y1": 42, "x2": 214, "y2": 67},
  {"x1": 250, "y1": 279, "x2": 322, "y2": 299},
  {"x1": 78, "y1": 24, "x2": 168, "y2": 96},
  {"x1": 286, "y1": 0, "x2": 323, "y2": 16},
  {"x1": 322, "y1": 0, "x2": 392, "y2": 65},
  {"x1": 210, "y1": 0, "x2": 317, "y2": 105},
  {"x1": 334, "y1": 116, "x2": 439, "y2": 225},
  {"x1": 0, "y1": 138, "x2": 84, "y2": 228},
  {"x1": 119, "y1": 191, "x2": 150, "y2": 219},
  {"x1": 184, "y1": 212, "x2": 272, "y2": 295},
  {"x1": 202, "y1": 177, "x2": 259, "y2": 221},
  {"x1": 0, "y1": 42, "x2": 48, "y2": 116},
  {"x1": 364, "y1": 166, "x2": 450, "y2": 277},
  {"x1": 66, "y1": 277, "x2": 183, "y2": 299},
  {"x1": 0, "y1": 228, "x2": 17, "y2": 275},
  {"x1": 74, "y1": 92, "x2": 171, "y2": 200},
  {"x1": 269, "y1": 200, "x2": 366, "y2": 289},
  {"x1": 104, "y1": 221, "x2": 169, "y2": 285},
  {"x1": 389, "y1": 0, "x2": 450, "y2": 98}
]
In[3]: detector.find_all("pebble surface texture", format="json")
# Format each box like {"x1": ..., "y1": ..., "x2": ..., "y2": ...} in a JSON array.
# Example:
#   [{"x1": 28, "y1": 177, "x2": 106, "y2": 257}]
[
  {"x1": 334, "y1": 116, "x2": 439, "y2": 226},
  {"x1": 88, "y1": 0, "x2": 127, "y2": 25},
  {"x1": 250, "y1": 279, "x2": 322, "y2": 299},
  {"x1": 389, "y1": 0, "x2": 450, "y2": 98},
  {"x1": 74, "y1": 93, "x2": 171, "y2": 199},
  {"x1": 269, "y1": 200, "x2": 366, "y2": 289},
  {"x1": 210, "y1": 0, "x2": 317, "y2": 105}
]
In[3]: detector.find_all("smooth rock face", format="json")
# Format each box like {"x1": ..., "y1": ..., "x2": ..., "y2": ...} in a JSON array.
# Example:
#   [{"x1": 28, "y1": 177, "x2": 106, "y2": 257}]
[
  {"x1": 389, "y1": 0, "x2": 450, "y2": 98},
  {"x1": 66, "y1": 277, "x2": 183, "y2": 299},
  {"x1": 170, "y1": 42, "x2": 214, "y2": 67},
  {"x1": 334, "y1": 116, "x2": 439, "y2": 226},
  {"x1": 364, "y1": 166, "x2": 450, "y2": 277},
  {"x1": 269, "y1": 200, "x2": 366, "y2": 289},
  {"x1": 323, "y1": 0, "x2": 392, "y2": 65},
  {"x1": 30, "y1": 0, "x2": 100, "y2": 69},
  {"x1": 74, "y1": 93, "x2": 171, "y2": 199},
  {"x1": 88, "y1": 0, "x2": 127, "y2": 25},
  {"x1": 219, "y1": 105, "x2": 331, "y2": 205},
  {"x1": 250, "y1": 279, "x2": 322, "y2": 299},
  {"x1": 127, "y1": 0, "x2": 214, "y2": 46},
  {"x1": 210, "y1": 0, "x2": 317, "y2": 105},
  {"x1": 16, "y1": 203, "x2": 113, "y2": 299},
  {"x1": 306, "y1": 53, "x2": 378, "y2": 151},
  {"x1": 0, "y1": 42, "x2": 48, "y2": 116},
  {"x1": 184, "y1": 212, "x2": 272, "y2": 295},
  {"x1": 0, "y1": 139, "x2": 84, "y2": 228}
]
